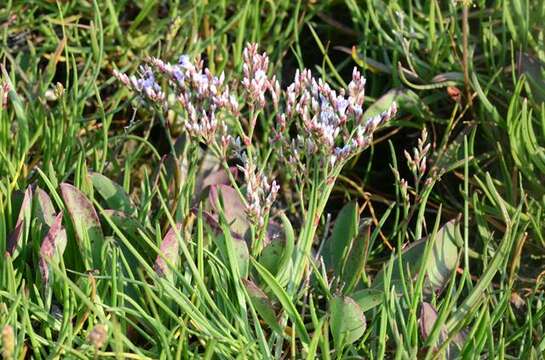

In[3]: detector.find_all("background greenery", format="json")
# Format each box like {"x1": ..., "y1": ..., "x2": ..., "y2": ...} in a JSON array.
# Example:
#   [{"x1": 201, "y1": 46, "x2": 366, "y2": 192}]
[{"x1": 1, "y1": 0, "x2": 544, "y2": 358}]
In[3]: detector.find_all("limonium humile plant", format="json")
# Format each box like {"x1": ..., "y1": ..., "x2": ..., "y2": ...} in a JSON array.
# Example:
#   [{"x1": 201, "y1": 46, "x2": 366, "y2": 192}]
[{"x1": 114, "y1": 43, "x2": 396, "y2": 284}]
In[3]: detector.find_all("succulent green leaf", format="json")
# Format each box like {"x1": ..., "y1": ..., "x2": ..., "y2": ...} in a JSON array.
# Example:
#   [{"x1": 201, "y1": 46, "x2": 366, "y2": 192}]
[
  {"x1": 90, "y1": 172, "x2": 135, "y2": 215},
  {"x1": 373, "y1": 219, "x2": 460, "y2": 296},
  {"x1": 330, "y1": 295, "x2": 366, "y2": 349},
  {"x1": 324, "y1": 201, "x2": 358, "y2": 277}
]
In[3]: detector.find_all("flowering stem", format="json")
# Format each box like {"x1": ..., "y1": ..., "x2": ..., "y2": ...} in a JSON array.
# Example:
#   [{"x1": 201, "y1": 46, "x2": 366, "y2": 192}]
[
  {"x1": 289, "y1": 159, "x2": 340, "y2": 294},
  {"x1": 253, "y1": 213, "x2": 269, "y2": 255}
]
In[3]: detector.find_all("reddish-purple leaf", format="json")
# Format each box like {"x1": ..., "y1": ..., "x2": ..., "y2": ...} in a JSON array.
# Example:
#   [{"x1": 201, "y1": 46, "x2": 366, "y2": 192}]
[
  {"x1": 154, "y1": 224, "x2": 182, "y2": 278},
  {"x1": 6, "y1": 221, "x2": 23, "y2": 256},
  {"x1": 420, "y1": 302, "x2": 463, "y2": 358},
  {"x1": 209, "y1": 185, "x2": 249, "y2": 237},
  {"x1": 34, "y1": 187, "x2": 56, "y2": 227},
  {"x1": 33, "y1": 186, "x2": 57, "y2": 242},
  {"x1": 39, "y1": 212, "x2": 67, "y2": 287},
  {"x1": 7, "y1": 187, "x2": 32, "y2": 257},
  {"x1": 419, "y1": 302, "x2": 442, "y2": 341},
  {"x1": 60, "y1": 183, "x2": 104, "y2": 269}
]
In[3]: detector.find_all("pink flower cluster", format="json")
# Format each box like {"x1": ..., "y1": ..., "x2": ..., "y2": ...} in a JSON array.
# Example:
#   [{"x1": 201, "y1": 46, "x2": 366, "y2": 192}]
[
  {"x1": 242, "y1": 43, "x2": 281, "y2": 109},
  {"x1": 113, "y1": 65, "x2": 166, "y2": 105},
  {"x1": 239, "y1": 155, "x2": 279, "y2": 228},
  {"x1": 282, "y1": 67, "x2": 397, "y2": 168},
  {"x1": 149, "y1": 56, "x2": 238, "y2": 144}
]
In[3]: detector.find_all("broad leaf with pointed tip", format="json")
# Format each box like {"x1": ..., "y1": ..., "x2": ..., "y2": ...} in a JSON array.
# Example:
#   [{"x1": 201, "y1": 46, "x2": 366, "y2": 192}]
[
  {"x1": 196, "y1": 166, "x2": 238, "y2": 198},
  {"x1": 33, "y1": 187, "x2": 56, "y2": 228},
  {"x1": 420, "y1": 302, "x2": 446, "y2": 343},
  {"x1": 330, "y1": 295, "x2": 366, "y2": 349},
  {"x1": 209, "y1": 185, "x2": 249, "y2": 237},
  {"x1": 216, "y1": 233, "x2": 249, "y2": 279},
  {"x1": 261, "y1": 213, "x2": 295, "y2": 286},
  {"x1": 373, "y1": 219, "x2": 460, "y2": 297},
  {"x1": 258, "y1": 221, "x2": 286, "y2": 275},
  {"x1": 323, "y1": 201, "x2": 358, "y2": 277},
  {"x1": 342, "y1": 219, "x2": 371, "y2": 292},
  {"x1": 420, "y1": 302, "x2": 464, "y2": 358},
  {"x1": 39, "y1": 212, "x2": 67, "y2": 288},
  {"x1": 517, "y1": 52, "x2": 545, "y2": 103},
  {"x1": 102, "y1": 210, "x2": 146, "y2": 240},
  {"x1": 431, "y1": 72, "x2": 464, "y2": 83},
  {"x1": 259, "y1": 238, "x2": 284, "y2": 275},
  {"x1": 90, "y1": 172, "x2": 135, "y2": 215},
  {"x1": 154, "y1": 224, "x2": 182, "y2": 281},
  {"x1": 193, "y1": 151, "x2": 222, "y2": 195},
  {"x1": 102, "y1": 209, "x2": 152, "y2": 268},
  {"x1": 362, "y1": 88, "x2": 433, "y2": 126},
  {"x1": 352, "y1": 289, "x2": 383, "y2": 313},
  {"x1": 7, "y1": 187, "x2": 32, "y2": 259},
  {"x1": 243, "y1": 279, "x2": 282, "y2": 334},
  {"x1": 60, "y1": 183, "x2": 104, "y2": 269}
]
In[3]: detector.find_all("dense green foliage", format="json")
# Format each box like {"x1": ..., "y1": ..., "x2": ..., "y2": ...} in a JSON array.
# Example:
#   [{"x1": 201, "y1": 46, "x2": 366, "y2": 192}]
[{"x1": 1, "y1": 0, "x2": 545, "y2": 358}]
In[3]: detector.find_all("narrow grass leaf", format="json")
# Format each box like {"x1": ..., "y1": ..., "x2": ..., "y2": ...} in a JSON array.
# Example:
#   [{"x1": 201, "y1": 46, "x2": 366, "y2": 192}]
[{"x1": 251, "y1": 258, "x2": 310, "y2": 345}]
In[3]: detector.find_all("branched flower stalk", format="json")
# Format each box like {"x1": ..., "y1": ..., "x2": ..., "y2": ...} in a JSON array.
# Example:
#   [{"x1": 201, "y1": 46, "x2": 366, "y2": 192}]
[
  {"x1": 276, "y1": 67, "x2": 397, "y2": 289},
  {"x1": 399, "y1": 127, "x2": 436, "y2": 241}
]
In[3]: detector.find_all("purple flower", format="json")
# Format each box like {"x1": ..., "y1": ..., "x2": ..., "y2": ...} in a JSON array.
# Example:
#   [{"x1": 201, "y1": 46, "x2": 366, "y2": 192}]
[{"x1": 178, "y1": 55, "x2": 191, "y2": 67}]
